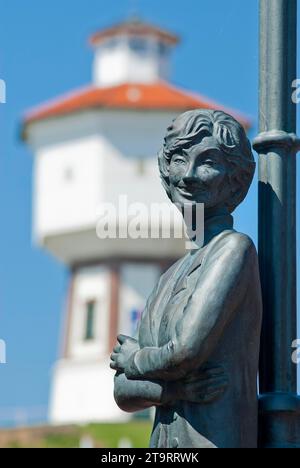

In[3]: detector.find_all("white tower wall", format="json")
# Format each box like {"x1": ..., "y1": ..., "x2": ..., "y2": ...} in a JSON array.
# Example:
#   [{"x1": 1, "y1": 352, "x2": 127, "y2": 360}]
[
  {"x1": 27, "y1": 109, "x2": 185, "y2": 265},
  {"x1": 93, "y1": 36, "x2": 171, "y2": 87}
]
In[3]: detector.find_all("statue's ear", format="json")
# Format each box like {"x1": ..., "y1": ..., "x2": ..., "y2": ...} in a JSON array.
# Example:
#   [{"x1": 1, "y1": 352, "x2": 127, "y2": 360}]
[
  {"x1": 230, "y1": 185, "x2": 243, "y2": 206},
  {"x1": 229, "y1": 171, "x2": 253, "y2": 211}
]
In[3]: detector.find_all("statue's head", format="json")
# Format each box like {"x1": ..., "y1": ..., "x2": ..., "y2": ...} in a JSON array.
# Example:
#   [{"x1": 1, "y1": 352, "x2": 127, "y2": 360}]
[{"x1": 158, "y1": 109, "x2": 255, "y2": 214}]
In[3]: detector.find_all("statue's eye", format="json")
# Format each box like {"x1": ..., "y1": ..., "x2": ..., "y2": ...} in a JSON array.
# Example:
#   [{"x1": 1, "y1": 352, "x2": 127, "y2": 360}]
[
  {"x1": 203, "y1": 159, "x2": 216, "y2": 166},
  {"x1": 173, "y1": 157, "x2": 186, "y2": 164}
]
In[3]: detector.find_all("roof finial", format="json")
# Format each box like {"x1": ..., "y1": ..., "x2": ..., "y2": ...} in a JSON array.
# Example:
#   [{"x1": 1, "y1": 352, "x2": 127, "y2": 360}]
[{"x1": 128, "y1": 0, "x2": 141, "y2": 23}]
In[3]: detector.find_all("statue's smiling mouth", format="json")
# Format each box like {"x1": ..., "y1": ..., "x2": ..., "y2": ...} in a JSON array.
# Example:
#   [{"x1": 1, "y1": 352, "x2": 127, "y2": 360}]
[
  {"x1": 176, "y1": 183, "x2": 204, "y2": 198},
  {"x1": 176, "y1": 187, "x2": 194, "y2": 198}
]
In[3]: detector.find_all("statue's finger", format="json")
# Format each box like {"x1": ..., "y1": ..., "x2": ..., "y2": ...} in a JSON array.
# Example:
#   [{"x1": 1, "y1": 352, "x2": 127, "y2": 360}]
[
  {"x1": 197, "y1": 366, "x2": 225, "y2": 380},
  {"x1": 203, "y1": 382, "x2": 228, "y2": 396},
  {"x1": 200, "y1": 389, "x2": 225, "y2": 403},
  {"x1": 113, "y1": 345, "x2": 121, "y2": 353},
  {"x1": 187, "y1": 376, "x2": 228, "y2": 395},
  {"x1": 185, "y1": 367, "x2": 224, "y2": 383},
  {"x1": 117, "y1": 334, "x2": 138, "y2": 345},
  {"x1": 199, "y1": 376, "x2": 228, "y2": 389},
  {"x1": 110, "y1": 361, "x2": 118, "y2": 370},
  {"x1": 117, "y1": 334, "x2": 131, "y2": 345}
]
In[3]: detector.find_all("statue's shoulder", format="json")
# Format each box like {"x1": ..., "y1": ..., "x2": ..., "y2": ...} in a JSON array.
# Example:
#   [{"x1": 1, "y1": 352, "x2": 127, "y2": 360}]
[{"x1": 207, "y1": 230, "x2": 257, "y2": 261}]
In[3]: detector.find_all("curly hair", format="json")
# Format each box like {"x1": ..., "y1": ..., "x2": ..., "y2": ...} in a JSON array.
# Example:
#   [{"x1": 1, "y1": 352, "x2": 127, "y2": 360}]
[{"x1": 158, "y1": 109, "x2": 255, "y2": 213}]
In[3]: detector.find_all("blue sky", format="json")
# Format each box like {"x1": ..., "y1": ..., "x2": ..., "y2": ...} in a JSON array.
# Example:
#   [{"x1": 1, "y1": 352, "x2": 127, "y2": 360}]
[{"x1": 0, "y1": 0, "x2": 299, "y2": 424}]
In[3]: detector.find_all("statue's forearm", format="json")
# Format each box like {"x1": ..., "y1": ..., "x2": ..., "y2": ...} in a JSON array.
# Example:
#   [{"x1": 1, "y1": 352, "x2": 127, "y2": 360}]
[
  {"x1": 114, "y1": 371, "x2": 176, "y2": 413},
  {"x1": 124, "y1": 239, "x2": 255, "y2": 381}
]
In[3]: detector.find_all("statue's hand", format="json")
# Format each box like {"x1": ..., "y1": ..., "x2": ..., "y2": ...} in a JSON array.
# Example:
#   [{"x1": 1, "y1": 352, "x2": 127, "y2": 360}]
[
  {"x1": 110, "y1": 334, "x2": 140, "y2": 372},
  {"x1": 174, "y1": 366, "x2": 228, "y2": 404}
]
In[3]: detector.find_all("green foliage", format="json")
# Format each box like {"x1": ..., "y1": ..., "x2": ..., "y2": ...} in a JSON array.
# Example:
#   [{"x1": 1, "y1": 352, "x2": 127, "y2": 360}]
[
  {"x1": 0, "y1": 421, "x2": 152, "y2": 449},
  {"x1": 85, "y1": 422, "x2": 152, "y2": 448},
  {"x1": 42, "y1": 432, "x2": 80, "y2": 449}
]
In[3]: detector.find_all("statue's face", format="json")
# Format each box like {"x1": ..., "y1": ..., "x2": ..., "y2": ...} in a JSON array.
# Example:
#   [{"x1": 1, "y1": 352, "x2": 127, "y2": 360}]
[{"x1": 169, "y1": 136, "x2": 232, "y2": 210}]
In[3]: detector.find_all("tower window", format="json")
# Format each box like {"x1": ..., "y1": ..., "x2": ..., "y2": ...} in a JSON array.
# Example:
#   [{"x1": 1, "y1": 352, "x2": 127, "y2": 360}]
[
  {"x1": 158, "y1": 42, "x2": 169, "y2": 56},
  {"x1": 129, "y1": 37, "x2": 148, "y2": 54},
  {"x1": 84, "y1": 300, "x2": 96, "y2": 341}
]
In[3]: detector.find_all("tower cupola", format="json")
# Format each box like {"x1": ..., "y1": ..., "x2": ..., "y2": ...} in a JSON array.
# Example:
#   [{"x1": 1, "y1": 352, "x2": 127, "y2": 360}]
[{"x1": 89, "y1": 18, "x2": 180, "y2": 87}]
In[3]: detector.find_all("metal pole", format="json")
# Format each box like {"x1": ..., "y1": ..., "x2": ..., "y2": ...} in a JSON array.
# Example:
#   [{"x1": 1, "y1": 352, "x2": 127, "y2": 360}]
[{"x1": 253, "y1": 0, "x2": 300, "y2": 448}]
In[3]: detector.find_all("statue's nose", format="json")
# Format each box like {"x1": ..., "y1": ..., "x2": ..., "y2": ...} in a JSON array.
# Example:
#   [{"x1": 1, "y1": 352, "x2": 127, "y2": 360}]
[{"x1": 183, "y1": 163, "x2": 199, "y2": 184}]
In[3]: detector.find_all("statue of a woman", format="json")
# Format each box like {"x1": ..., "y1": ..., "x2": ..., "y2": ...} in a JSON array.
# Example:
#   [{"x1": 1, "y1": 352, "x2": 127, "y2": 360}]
[{"x1": 110, "y1": 110, "x2": 262, "y2": 448}]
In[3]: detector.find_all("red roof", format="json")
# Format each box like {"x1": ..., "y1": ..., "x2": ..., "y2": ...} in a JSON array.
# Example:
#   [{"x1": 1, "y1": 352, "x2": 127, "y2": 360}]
[
  {"x1": 89, "y1": 19, "x2": 179, "y2": 47},
  {"x1": 23, "y1": 81, "x2": 251, "y2": 130}
]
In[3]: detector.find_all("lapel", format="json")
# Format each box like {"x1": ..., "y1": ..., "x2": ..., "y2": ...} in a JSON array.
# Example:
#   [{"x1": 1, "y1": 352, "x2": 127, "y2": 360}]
[
  {"x1": 172, "y1": 247, "x2": 207, "y2": 296},
  {"x1": 147, "y1": 228, "x2": 235, "y2": 344},
  {"x1": 148, "y1": 248, "x2": 207, "y2": 344},
  {"x1": 171, "y1": 228, "x2": 233, "y2": 296},
  {"x1": 148, "y1": 256, "x2": 187, "y2": 345}
]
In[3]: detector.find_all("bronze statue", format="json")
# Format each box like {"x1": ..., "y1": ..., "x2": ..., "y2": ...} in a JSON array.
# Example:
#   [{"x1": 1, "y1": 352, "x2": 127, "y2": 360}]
[{"x1": 110, "y1": 110, "x2": 262, "y2": 448}]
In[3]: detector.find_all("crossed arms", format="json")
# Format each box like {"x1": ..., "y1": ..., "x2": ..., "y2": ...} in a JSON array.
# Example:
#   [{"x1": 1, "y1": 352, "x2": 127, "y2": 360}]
[{"x1": 112, "y1": 234, "x2": 256, "y2": 411}]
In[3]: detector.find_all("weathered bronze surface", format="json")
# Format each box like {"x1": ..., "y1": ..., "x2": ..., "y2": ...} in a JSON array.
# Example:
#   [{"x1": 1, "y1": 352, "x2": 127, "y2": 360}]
[{"x1": 110, "y1": 110, "x2": 262, "y2": 448}]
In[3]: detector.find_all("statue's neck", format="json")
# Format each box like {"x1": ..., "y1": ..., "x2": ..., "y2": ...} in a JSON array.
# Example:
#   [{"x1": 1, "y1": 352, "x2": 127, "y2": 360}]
[
  {"x1": 186, "y1": 207, "x2": 234, "y2": 249},
  {"x1": 203, "y1": 212, "x2": 234, "y2": 245}
]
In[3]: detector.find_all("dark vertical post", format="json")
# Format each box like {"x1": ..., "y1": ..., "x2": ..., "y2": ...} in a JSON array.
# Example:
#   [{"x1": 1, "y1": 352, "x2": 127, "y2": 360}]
[{"x1": 253, "y1": 0, "x2": 300, "y2": 448}]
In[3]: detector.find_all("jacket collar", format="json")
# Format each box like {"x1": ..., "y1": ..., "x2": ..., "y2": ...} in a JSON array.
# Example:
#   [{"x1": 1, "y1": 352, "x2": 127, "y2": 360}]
[{"x1": 173, "y1": 215, "x2": 234, "y2": 293}]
